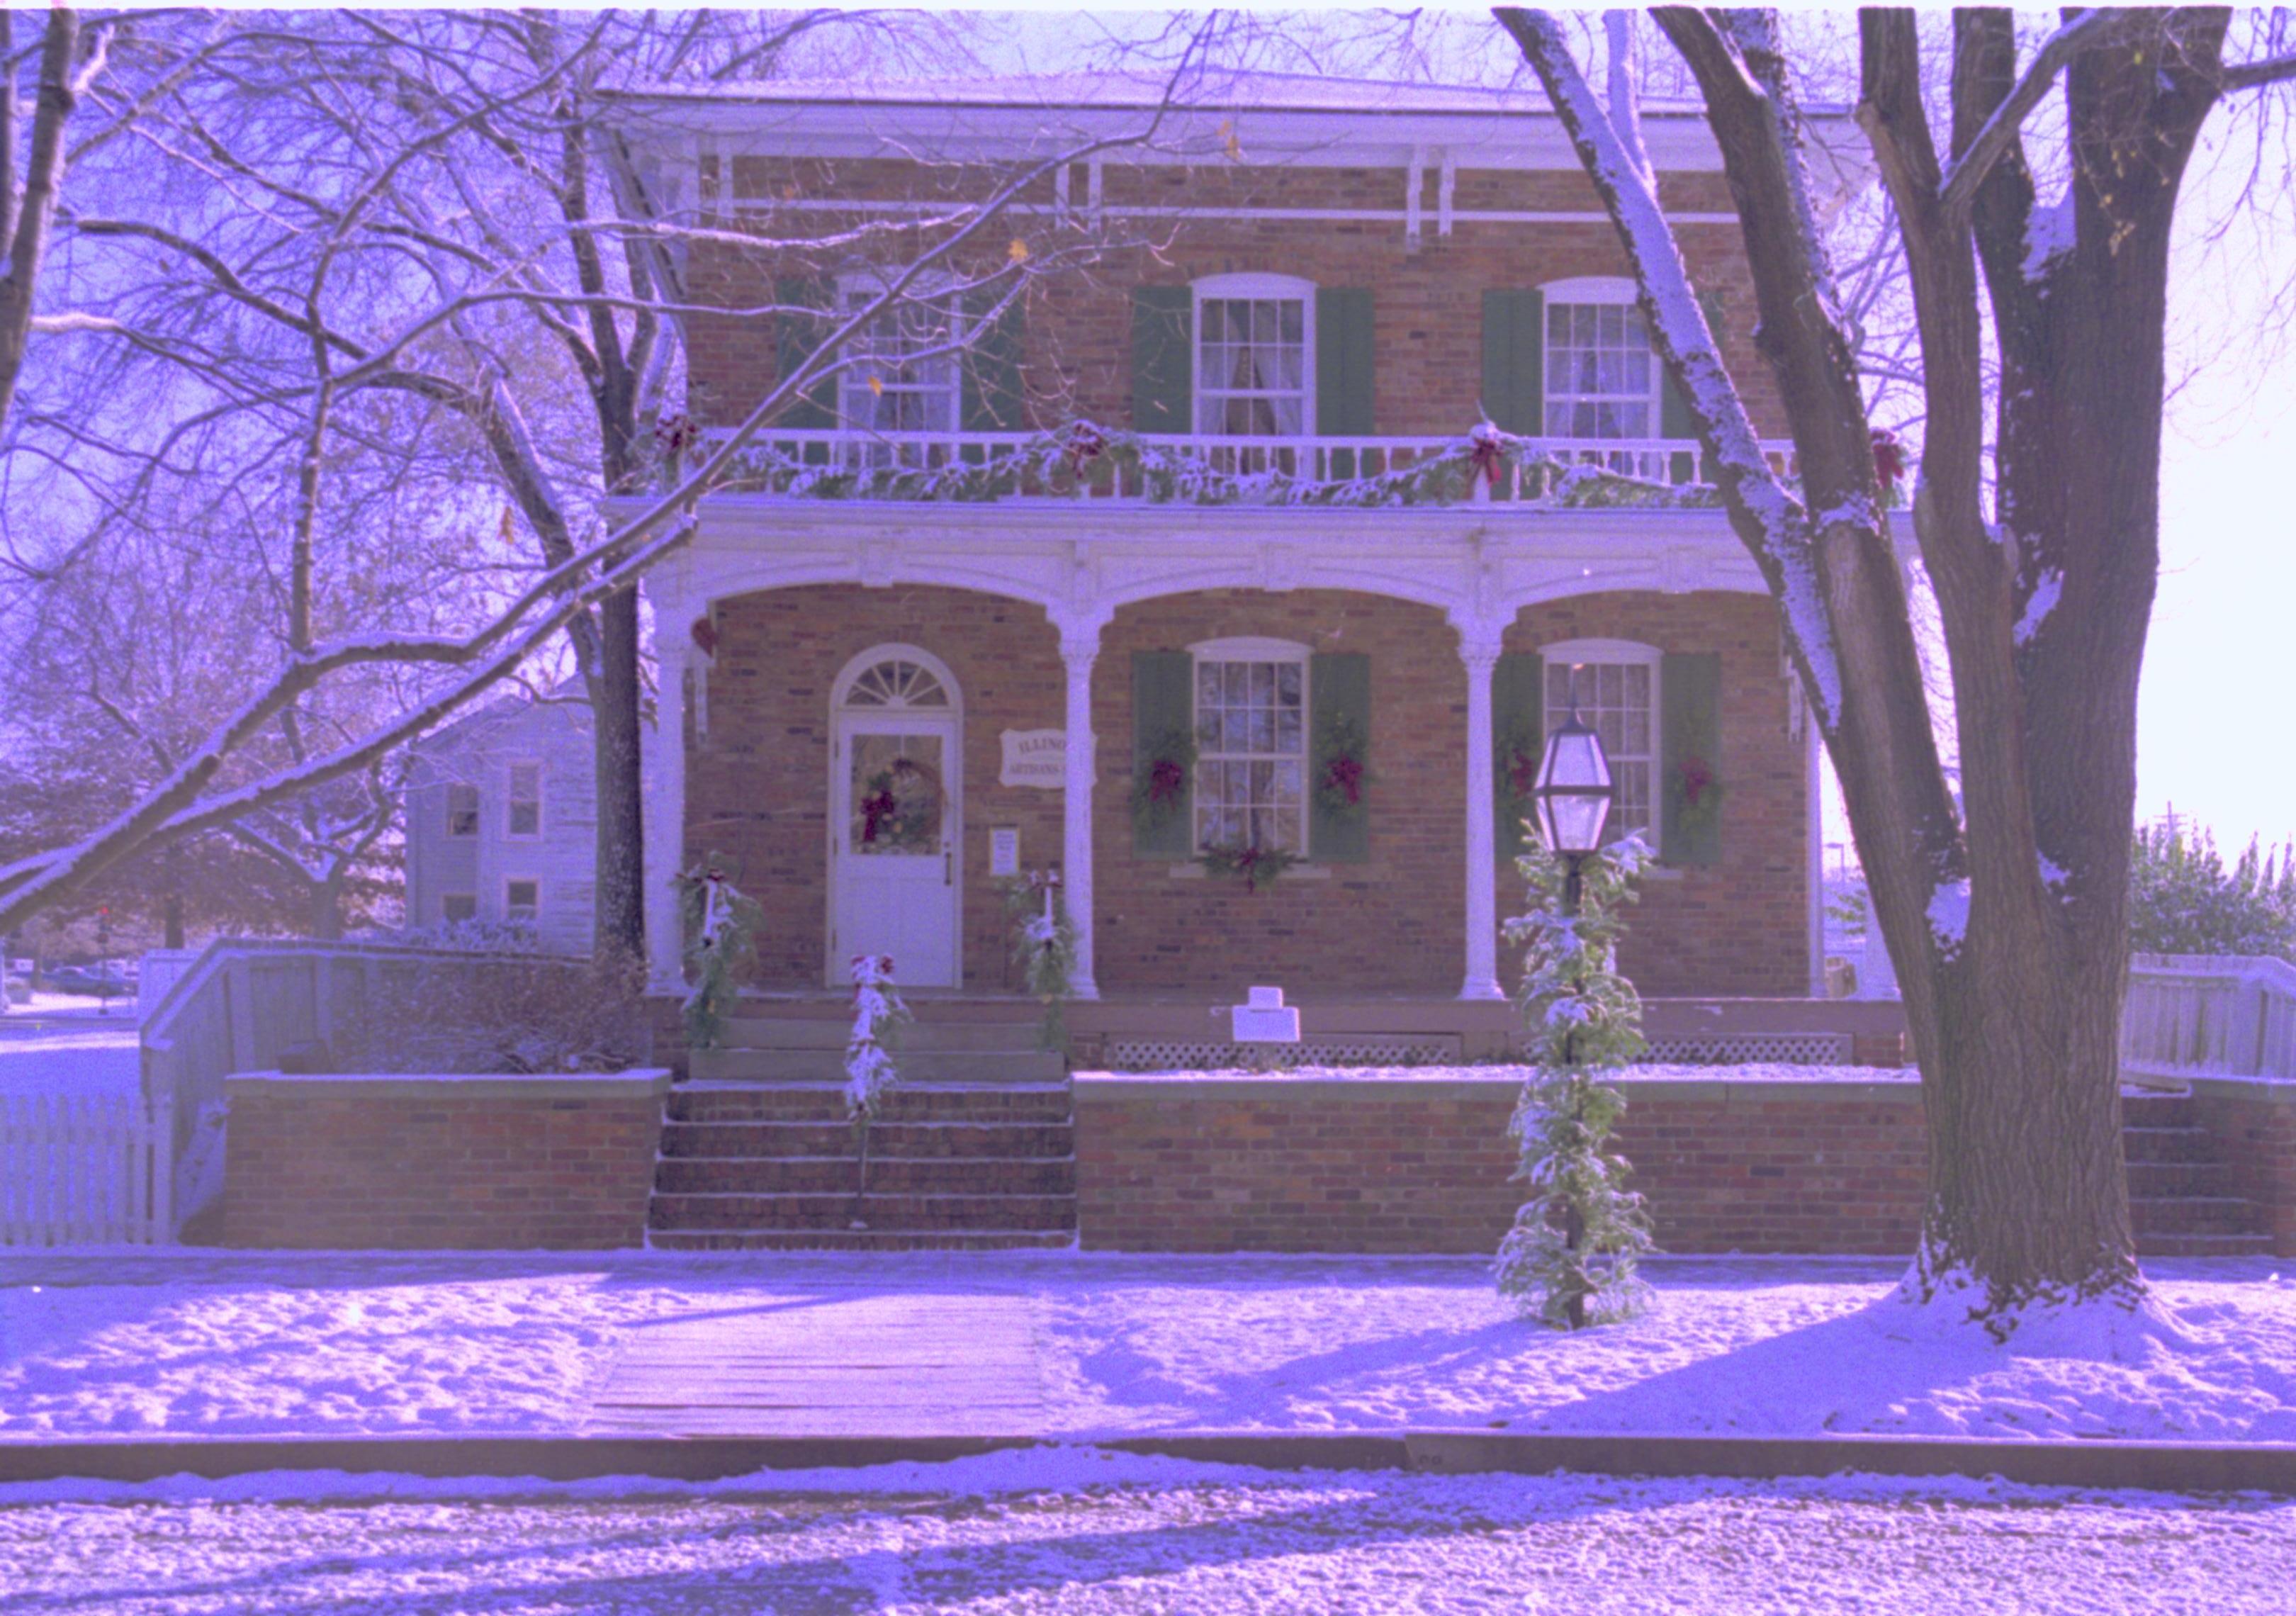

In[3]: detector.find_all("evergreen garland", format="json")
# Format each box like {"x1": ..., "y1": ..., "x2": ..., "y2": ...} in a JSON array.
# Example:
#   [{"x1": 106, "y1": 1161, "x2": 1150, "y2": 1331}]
[
  {"x1": 1198, "y1": 841, "x2": 1300, "y2": 892},
  {"x1": 1311, "y1": 709, "x2": 1371, "y2": 819},
  {"x1": 673, "y1": 853, "x2": 763, "y2": 1053},
  {"x1": 1495, "y1": 834, "x2": 1658, "y2": 1328},
  {"x1": 1128, "y1": 725, "x2": 1197, "y2": 837},
  {"x1": 1001, "y1": 872, "x2": 1076, "y2": 1053}
]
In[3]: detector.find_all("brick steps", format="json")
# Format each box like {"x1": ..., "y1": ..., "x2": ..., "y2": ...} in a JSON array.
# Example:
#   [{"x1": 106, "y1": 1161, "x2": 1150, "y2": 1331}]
[
  {"x1": 2122, "y1": 1093, "x2": 2272, "y2": 1258},
  {"x1": 649, "y1": 1061, "x2": 1077, "y2": 1251},
  {"x1": 689, "y1": 1048, "x2": 1067, "y2": 1084}
]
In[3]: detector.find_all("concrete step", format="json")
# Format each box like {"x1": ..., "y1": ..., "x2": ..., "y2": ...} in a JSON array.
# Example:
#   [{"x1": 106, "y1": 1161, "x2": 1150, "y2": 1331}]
[
  {"x1": 655, "y1": 1155, "x2": 1076, "y2": 1197},
  {"x1": 2125, "y1": 1159, "x2": 2241, "y2": 1199},
  {"x1": 719, "y1": 1018, "x2": 1049, "y2": 1053},
  {"x1": 660, "y1": 1119, "x2": 1076, "y2": 1160},
  {"x1": 2119, "y1": 1126, "x2": 2221, "y2": 1164},
  {"x1": 668, "y1": 1081, "x2": 1073, "y2": 1125},
  {"x1": 688, "y1": 1048, "x2": 1067, "y2": 1084},
  {"x1": 648, "y1": 1228, "x2": 1076, "y2": 1252},
  {"x1": 2127, "y1": 1196, "x2": 2270, "y2": 1235},
  {"x1": 649, "y1": 1191, "x2": 1077, "y2": 1234}
]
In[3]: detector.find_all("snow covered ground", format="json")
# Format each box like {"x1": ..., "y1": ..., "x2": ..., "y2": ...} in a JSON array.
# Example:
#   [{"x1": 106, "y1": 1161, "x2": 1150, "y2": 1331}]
[
  {"x1": 0, "y1": 1455, "x2": 2287, "y2": 1614},
  {"x1": 0, "y1": 1013, "x2": 139, "y2": 1097},
  {"x1": 4, "y1": 1253, "x2": 2295, "y2": 1444}
]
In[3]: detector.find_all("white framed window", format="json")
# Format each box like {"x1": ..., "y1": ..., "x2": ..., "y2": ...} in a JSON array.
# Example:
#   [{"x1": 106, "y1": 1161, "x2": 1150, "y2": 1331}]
[
  {"x1": 504, "y1": 879, "x2": 541, "y2": 924},
  {"x1": 1190, "y1": 636, "x2": 1310, "y2": 855},
  {"x1": 1542, "y1": 277, "x2": 1658, "y2": 443},
  {"x1": 1194, "y1": 274, "x2": 1314, "y2": 437},
  {"x1": 1541, "y1": 639, "x2": 1661, "y2": 848},
  {"x1": 506, "y1": 762, "x2": 541, "y2": 840},
  {"x1": 441, "y1": 893, "x2": 478, "y2": 924},
  {"x1": 445, "y1": 782, "x2": 480, "y2": 838},
  {"x1": 837, "y1": 271, "x2": 963, "y2": 436}
]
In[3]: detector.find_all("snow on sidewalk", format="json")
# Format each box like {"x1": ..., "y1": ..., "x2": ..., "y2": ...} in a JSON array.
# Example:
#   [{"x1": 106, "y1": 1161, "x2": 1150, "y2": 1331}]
[{"x1": 1, "y1": 1252, "x2": 2294, "y2": 1444}]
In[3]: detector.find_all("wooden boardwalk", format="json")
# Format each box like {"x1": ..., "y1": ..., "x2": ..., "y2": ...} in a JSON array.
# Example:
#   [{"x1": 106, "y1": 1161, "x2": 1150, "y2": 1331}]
[{"x1": 585, "y1": 1291, "x2": 1047, "y2": 1437}]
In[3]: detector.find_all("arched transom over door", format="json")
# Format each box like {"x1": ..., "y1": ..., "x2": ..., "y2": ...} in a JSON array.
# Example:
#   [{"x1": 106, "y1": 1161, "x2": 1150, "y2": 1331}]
[{"x1": 828, "y1": 646, "x2": 962, "y2": 988}]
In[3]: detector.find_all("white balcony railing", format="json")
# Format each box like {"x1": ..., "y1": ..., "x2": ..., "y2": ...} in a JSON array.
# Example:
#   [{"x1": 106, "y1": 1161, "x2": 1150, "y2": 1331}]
[{"x1": 684, "y1": 425, "x2": 1798, "y2": 507}]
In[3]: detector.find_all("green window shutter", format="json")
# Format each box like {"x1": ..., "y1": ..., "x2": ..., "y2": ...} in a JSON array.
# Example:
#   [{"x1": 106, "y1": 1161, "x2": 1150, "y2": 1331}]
[
  {"x1": 1492, "y1": 653, "x2": 1545, "y2": 863},
  {"x1": 1658, "y1": 290, "x2": 1726, "y2": 482},
  {"x1": 1480, "y1": 289, "x2": 1544, "y2": 435},
  {"x1": 773, "y1": 278, "x2": 837, "y2": 434},
  {"x1": 961, "y1": 287, "x2": 1027, "y2": 436},
  {"x1": 1660, "y1": 651, "x2": 1723, "y2": 867},
  {"x1": 1307, "y1": 652, "x2": 1370, "y2": 864},
  {"x1": 1132, "y1": 650, "x2": 1195, "y2": 858},
  {"x1": 1130, "y1": 286, "x2": 1193, "y2": 434},
  {"x1": 1314, "y1": 288, "x2": 1375, "y2": 437}
]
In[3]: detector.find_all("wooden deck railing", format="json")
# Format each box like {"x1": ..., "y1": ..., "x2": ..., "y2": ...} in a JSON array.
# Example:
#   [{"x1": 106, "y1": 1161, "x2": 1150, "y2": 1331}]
[{"x1": 2122, "y1": 953, "x2": 2296, "y2": 1087}]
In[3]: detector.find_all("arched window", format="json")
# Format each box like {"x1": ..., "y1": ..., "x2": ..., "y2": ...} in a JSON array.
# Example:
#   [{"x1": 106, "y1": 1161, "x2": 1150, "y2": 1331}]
[
  {"x1": 838, "y1": 655, "x2": 952, "y2": 710},
  {"x1": 1540, "y1": 277, "x2": 1658, "y2": 443},
  {"x1": 1193, "y1": 273, "x2": 1315, "y2": 437}
]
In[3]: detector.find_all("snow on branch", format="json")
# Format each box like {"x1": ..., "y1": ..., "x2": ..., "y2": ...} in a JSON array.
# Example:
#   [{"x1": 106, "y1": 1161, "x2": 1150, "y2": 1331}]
[{"x1": 1939, "y1": 9, "x2": 2120, "y2": 223}]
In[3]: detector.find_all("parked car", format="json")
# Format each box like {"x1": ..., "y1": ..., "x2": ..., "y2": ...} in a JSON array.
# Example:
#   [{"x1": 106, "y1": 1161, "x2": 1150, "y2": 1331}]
[{"x1": 45, "y1": 965, "x2": 131, "y2": 997}]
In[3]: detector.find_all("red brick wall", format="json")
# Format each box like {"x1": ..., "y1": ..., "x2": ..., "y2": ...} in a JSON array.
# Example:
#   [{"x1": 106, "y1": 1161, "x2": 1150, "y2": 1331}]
[
  {"x1": 683, "y1": 158, "x2": 1788, "y2": 443},
  {"x1": 2191, "y1": 1082, "x2": 2296, "y2": 1257},
  {"x1": 222, "y1": 1073, "x2": 669, "y2": 1250},
  {"x1": 1074, "y1": 1074, "x2": 1926, "y2": 1255},
  {"x1": 698, "y1": 583, "x2": 1808, "y2": 997}
]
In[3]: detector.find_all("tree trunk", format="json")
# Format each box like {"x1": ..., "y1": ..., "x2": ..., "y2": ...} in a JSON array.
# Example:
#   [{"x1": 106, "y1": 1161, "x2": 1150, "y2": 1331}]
[
  {"x1": 592, "y1": 585, "x2": 646, "y2": 962},
  {"x1": 308, "y1": 875, "x2": 344, "y2": 942},
  {"x1": 164, "y1": 840, "x2": 186, "y2": 950}
]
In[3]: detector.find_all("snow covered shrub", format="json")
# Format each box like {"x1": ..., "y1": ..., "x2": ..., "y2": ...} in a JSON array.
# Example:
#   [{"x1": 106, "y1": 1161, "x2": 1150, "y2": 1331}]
[
  {"x1": 389, "y1": 917, "x2": 539, "y2": 953},
  {"x1": 844, "y1": 953, "x2": 910, "y2": 1120},
  {"x1": 1495, "y1": 836, "x2": 1657, "y2": 1329},
  {"x1": 674, "y1": 853, "x2": 763, "y2": 1051},
  {"x1": 2127, "y1": 819, "x2": 2296, "y2": 960},
  {"x1": 341, "y1": 950, "x2": 650, "y2": 1074}
]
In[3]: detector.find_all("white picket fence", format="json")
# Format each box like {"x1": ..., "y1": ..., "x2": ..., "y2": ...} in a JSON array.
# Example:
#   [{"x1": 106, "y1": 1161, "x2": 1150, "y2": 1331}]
[
  {"x1": 2122, "y1": 953, "x2": 2296, "y2": 1087},
  {"x1": 0, "y1": 1090, "x2": 174, "y2": 1246}
]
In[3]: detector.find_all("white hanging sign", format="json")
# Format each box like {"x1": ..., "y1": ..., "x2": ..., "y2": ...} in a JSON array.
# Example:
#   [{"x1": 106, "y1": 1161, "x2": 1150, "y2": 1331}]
[{"x1": 998, "y1": 729, "x2": 1066, "y2": 788}]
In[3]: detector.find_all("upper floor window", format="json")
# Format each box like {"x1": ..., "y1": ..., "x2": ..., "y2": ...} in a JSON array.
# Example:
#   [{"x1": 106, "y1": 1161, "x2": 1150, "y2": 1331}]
[
  {"x1": 838, "y1": 272, "x2": 962, "y2": 434},
  {"x1": 1195, "y1": 274, "x2": 1313, "y2": 437},
  {"x1": 1191, "y1": 636, "x2": 1309, "y2": 855},
  {"x1": 445, "y1": 782, "x2": 480, "y2": 838},
  {"x1": 1543, "y1": 279, "x2": 1657, "y2": 442},
  {"x1": 1543, "y1": 639, "x2": 1660, "y2": 846},
  {"x1": 507, "y1": 762, "x2": 541, "y2": 840}
]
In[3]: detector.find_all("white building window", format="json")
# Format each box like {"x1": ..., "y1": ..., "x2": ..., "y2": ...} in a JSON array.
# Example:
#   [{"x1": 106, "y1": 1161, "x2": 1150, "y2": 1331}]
[
  {"x1": 1542, "y1": 639, "x2": 1661, "y2": 847},
  {"x1": 505, "y1": 879, "x2": 540, "y2": 924},
  {"x1": 1543, "y1": 278, "x2": 1658, "y2": 442},
  {"x1": 506, "y1": 763, "x2": 541, "y2": 840},
  {"x1": 838, "y1": 272, "x2": 962, "y2": 435},
  {"x1": 1191, "y1": 636, "x2": 1309, "y2": 855},
  {"x1": 441, "y1": 893, "x2": 478, "y2": 924},
  {"x1": 1195, "y1": 274, "x2": 1313, "y2": 437},
  {"x1": 445, "y1": 783, "x2": 480, "y2": 838}
]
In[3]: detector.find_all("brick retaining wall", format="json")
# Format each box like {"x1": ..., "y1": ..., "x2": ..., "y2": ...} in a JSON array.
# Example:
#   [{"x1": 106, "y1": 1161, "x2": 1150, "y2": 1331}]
[
  {"x1": 2190, "y1": 1078, "x2": 2296, "y2": 1257},
  {"x1": 1073, "y1": 1071, "x2": 1928, "y2": 1255},
  {"x1": 222, "y1": 1071, "x2": 672, "y2": 1250}
]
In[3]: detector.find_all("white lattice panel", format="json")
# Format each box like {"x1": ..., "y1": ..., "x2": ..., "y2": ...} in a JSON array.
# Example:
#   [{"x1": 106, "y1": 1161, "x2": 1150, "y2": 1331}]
[
  {"x1": 1105, "y1": 1036, "x2": 1460, "y2": 1072},
  {"x1": 1641, "y1": 1033, "x2": 1853, "y2": 1066}
]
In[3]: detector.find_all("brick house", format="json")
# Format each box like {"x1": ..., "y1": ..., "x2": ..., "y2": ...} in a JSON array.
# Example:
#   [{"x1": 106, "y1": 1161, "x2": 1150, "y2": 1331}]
[{"x1": 616, "y1": 72, "x2": 1860, "y2": 1031}]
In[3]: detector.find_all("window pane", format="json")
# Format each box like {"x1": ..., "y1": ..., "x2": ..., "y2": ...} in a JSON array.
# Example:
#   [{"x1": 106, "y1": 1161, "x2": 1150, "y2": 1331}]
[
  {"x1": 1276, "y1": 663, "x2": 1301, "y2": 704},
  {"x1": 1249, "y1": 707, "x2": 1274, "y2": 753},
  {"x1": 1250, "y1": 663, "x2": 1274, "y2": 703},
  {"x1": 1276, "y1": 708, "x2": 1302, "y2": 753}
]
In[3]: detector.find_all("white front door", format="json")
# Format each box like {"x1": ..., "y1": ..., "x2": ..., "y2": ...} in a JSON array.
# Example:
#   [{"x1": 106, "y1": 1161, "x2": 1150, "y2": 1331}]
[{"x1": 831, "y1": 716, "x2": 960, "y2": 986}]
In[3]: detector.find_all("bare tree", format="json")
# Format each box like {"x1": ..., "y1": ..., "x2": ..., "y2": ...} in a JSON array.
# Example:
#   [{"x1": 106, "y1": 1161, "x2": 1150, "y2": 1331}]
[{"x1": 1496, "y1": 6, "x2": 2296, "y2": 1323}]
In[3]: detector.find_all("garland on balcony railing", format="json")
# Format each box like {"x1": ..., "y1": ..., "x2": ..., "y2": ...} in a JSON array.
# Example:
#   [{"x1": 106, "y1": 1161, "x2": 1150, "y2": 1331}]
[{"x1": 693, "y1": 420, "x2": 1728, "y2": 510}]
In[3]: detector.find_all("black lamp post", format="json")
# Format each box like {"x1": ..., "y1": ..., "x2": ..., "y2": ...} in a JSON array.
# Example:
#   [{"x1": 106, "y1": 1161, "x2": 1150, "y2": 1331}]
[{"x1": 1531, "y1": 672, "x2": 1614, "y2": 916}]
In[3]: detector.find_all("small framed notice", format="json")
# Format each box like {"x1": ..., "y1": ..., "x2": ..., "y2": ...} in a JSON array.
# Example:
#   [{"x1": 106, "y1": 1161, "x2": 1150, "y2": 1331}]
[{"x1": 989, "y1": 827, "x2": 1020, "y2": 877}]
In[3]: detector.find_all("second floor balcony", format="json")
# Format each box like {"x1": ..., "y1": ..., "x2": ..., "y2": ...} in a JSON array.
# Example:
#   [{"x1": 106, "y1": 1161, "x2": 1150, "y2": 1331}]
[{"x1": 681, "y1": 423, "x2": 1799, "y2": 511}]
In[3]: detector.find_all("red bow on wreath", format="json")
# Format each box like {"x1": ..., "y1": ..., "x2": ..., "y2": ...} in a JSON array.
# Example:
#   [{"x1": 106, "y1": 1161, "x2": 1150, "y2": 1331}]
[
  {"x1": 859, "y1": 789, "x2": 898, "y2": 843},
  {"x1": 1469, "y1": 433, "x2": 1506, "y2": 487},
  {"x1": 1870, "y1": 427, "x2": 1906, "y2": 490},
  {"x1": 1147, "y1": 757, "x2": 1186, "y2": 804},
  {"x1": 1322, "y1": 754, "x2": 1363, "y2": 806},
  {"x1": 1507, "y1": 748, "x2": 1541, "y2": 799},
  {"x1": 1066, "y1": 423, "x2": 1106, "y2": 471},
  {"x1": 1680, "y1": 755, "x2": 1716, "y2": 808}
]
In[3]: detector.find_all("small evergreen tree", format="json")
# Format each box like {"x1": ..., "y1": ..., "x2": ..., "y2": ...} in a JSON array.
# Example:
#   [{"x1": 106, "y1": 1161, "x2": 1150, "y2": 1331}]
[
  {"x1": 673, "y1": 853, "x2": 762, "y2": 1052},
  {"x1": 1495, "y1": 835, "x2": 1656, "y2": 1328},
  {"x1": 2128, "y1": 816, "x2": 2296, "y2": 960}
]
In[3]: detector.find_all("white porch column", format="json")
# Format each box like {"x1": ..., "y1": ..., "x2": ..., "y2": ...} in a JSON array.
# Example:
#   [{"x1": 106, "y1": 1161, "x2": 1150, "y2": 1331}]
[
  {"x1": 644, "y1": 602, "x2": 691, "y2": 993},
  {"x1": 1060, "y1": 623, "x2": 1103, "y2": 1000},
  {"x1": 1457, "y1": 626, "x2": 1507, "y2": 1001}
]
